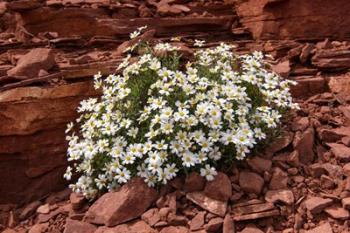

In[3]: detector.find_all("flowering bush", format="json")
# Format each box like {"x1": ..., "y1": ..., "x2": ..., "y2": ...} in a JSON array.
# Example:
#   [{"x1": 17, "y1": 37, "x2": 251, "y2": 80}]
[{"x1": 64, "y1": 31, "x2": 298, "y2": 198}]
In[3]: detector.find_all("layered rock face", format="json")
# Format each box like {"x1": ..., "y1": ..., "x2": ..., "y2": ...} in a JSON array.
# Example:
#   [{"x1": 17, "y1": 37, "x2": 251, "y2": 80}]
[
  {"x1": 235, "y1": 0, "x2": 350, "y2": 40},
  {"x1": 0, "y1": 82, "x2": 99, "y2": 204}
]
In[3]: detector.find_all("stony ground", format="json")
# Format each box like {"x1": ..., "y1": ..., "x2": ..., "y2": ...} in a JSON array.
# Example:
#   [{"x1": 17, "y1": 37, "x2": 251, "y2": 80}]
[
  {"x1": 1, "y1": 0, "x2": 350, "y2": 233},
  {"x1": 2, "y1": 84, "x2": 350, "y2": 232}
]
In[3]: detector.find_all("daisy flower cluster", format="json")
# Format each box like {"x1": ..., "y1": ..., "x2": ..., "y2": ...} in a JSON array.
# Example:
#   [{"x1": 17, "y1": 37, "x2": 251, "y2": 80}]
[{"x1": 64, "y1": 34, "x2": 298, "y2": 198}]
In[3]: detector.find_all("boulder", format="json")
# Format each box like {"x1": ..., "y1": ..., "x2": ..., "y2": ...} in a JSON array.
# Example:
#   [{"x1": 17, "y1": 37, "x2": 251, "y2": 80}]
[
  {"x1": 7, "y1": 48, "x2": 55, "y2": 78},
  {"x1": 85, "y1": 177, "x2": 158, "y2": 226}
]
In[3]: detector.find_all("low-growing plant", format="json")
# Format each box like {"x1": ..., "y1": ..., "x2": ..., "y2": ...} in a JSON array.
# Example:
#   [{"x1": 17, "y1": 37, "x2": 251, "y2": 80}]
[{"x1": 64, "y1": 28, "x2": 299, "y2": 198}]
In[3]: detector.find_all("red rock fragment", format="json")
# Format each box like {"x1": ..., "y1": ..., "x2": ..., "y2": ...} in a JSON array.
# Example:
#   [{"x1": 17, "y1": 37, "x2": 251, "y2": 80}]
[
  {"x1": 19, "y1": 200, "x2": 42, "y2": 220},
  {"x1": 160, "y1": 226, "x2": 189, "y2": 233},
  {"x1": 7, "y1": 48, "x2": 55, "y2": 78},
  {"x1": 247, "y1": 156, "x2": 272, "y2": 174},
  {"x1": 291, "y1": 117, "x2": 310, "y2": 131},
  {"x1": 265, "y1": 189, "x2": 294, "y2": 205},
  {"x1": 294, "y1": 127, "x2": 315, "y2": 164},
  {"x1": 223, "y1": 214, "x2": 234, "y2": 233},
  {"x1": 239, "y1": 171, "x2": 264, "y2": 195},
  {"x1": 272, "y1": 60, "x2": 290, "y2": 78},
  {"x1": 342, "y1": 197, "x2": 350, "y2": 210},
  {"x1": 28, "y1": 223, "x2": 49, "y2": 233},
  {"x1": 95, "y1": 220, "x2": 156, "y2": 233},
  {"x1": 306, "y1": 222, "x2": 333, "y2": 233},
  {"x1": 205, "y1": 217, "x2": 223, "y2": 232},
  {"x1": 184, "y1": 172, "x2": 206, "y2": 192},
  {"x1": 269, "y1": 167, "x2": 288, "y2": 190},
  {"x1": 324, "y1": 206, "x2": 350, "y2": 220},
  {"x1": 186, "y1": 192, "x2": 227, "y2": 217},
  {"x1": 190, "y1": 211, "x2": 205, "y2": 231},
  {"x1": 233, "y1": 209, "x2": 280, "y2": 221},
  {"x1": 239, "y1": 224, "x2": 264, "y2": 233},
  {"x1": 300, "y1": 43, "x2": 315, "y2": 64},
  {"x1": 85, "y1": 177, "x2": 158, "y2": 227},
  {"x1": 70, "y1": 193, "x2": 86, "y2": 211},
  {"x1": 327, "y1": 143, "x2": 350, "y2": 162},
  {"x1": 304, "y1": 197, "x2": 333, "y2": 214},
  {"x1": 63, "y1": 219, "x2": 97, "y2": 233},
  {"x1": 204, "y1": 172, "x2": 232, "y2": 202},
  {"x1": 141, "y1": 208, "x2": 161, "y2": 227}
]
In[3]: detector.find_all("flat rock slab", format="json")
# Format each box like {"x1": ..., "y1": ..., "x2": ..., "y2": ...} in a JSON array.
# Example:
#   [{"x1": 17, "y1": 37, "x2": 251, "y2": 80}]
[{"x1": 186, "y1": 192, "x2": 227, "y2": 217}]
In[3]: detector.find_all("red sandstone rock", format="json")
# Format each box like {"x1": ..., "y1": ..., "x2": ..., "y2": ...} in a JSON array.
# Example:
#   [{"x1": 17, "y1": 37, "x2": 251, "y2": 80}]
[
  {"x1": 28, "y1": 223, "x2": 49, "y2": 233},
  {"x1": 247, "y1": 156, "x2": 272, "y2": 174},
  {"x1": 205, "y1": 217, "x2": 223, "y2": 232},
  {"x1": 69, "y1": 193, "x2": 86, "y2": 211},
  {"x1": 239, "y1": 171, "x2": 264, "y2": 195},
  {"x1": 189, "y1": 211, "x2": 205, "y2": 231},
  {"x1": 204, "y1": 172, "x2": 232, "y2": 202},
  {"x1": 63, "y1": 219, "x2": 97, "y2": 233},
  {"x1": 343, "y1": 163, "x2": 350, "y2": 177},
  {"x1": 324, "y1": 206, "x2": 350, "y2": 220},
  {"x1": 141, "y1": 208, "x2": 161, "y2": 227},
  {"x1": 7, "y1": 48, "x2": 55, "y2": 78},
  {"x1": 328, "y1": 73, "x2": 350, "y2": 98},
  {"x1": 342, "y1": 197, "x2": 350, "y2": 210},
  {"x1": 239, "y1": 224, "x2": 264, "y2": 233},
  {"x1": 304, "y1": 197, "x2": 333, "y2": 214},
  {"x1": 235, "y1": 0, "x2": 350, "y2": 40},
  {"x1": 160, "y1": 226, "x2": 189, "y2": 233},
  {"x1": 223, "y1": 214, "x2": 234, "y2": 233},
  {"x1": 186, "y1": 192, "x2": 227, "y2": 217},
  {"x1": 36, "y1": 204, "x2": 50, "y2": 214},
  {"x1": 272, "y1": 60, "x2": 290, "y2": 78},
  {"x1": 0, "y1": 81, "x2": 99, "y2": 204},
  {"x1": 312, "y1": 48, "x2": 350, "y2": 70},
  {"x1": 184, "y1": 172, "x2": 205, "y2": 192},
  {"x1": 265, "y1": 131, "x2": 293, "y2": 155},
  {"x1": 95, "y1": 220, "x2": 156, "y2": 233},
  {"x1": 269, "y1": 167, "x2": 288, "y2": 190},
  {"x1": 85, "y1": 177, "x2": 158, "y2": 227},
  {"x1": 300, "y1": 43, "x2": 315, "y2": 64},
  {"x1": 19, "y1": 200, "x2": 41, "y2": 220},
  {"x1": 327, "y1": 143, "x2": 350, "y2": 162},
  {"x1": 294, "y1": 127, "x2": 315, "y2": 164},
  {"x1": 306, "y1": 222, "x2": 333, "y2": 233},
  {"x1": 265, "y1": 189, "x2": 294, "y2": 205},
  {"x1": 290, "y1": 76, "x2": 325, "y2": 98},
  {"x1": 291, "y1": 117, "x2": 310, "y2": 131}
]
